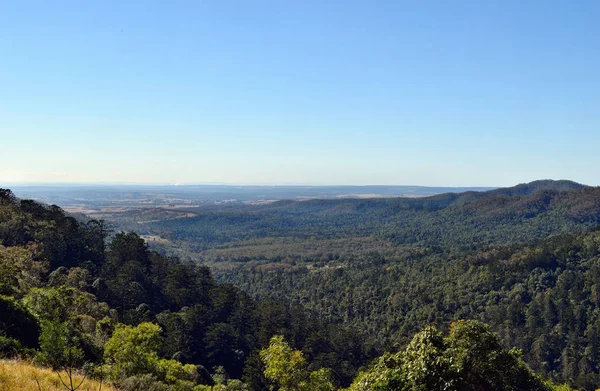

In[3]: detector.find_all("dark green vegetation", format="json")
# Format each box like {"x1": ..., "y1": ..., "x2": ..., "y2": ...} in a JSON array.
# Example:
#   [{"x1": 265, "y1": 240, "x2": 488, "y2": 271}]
[
  {"x1": 108, "y1": 180, "x2": 600, "y2": 390},
  {"x1": 223, "y1": 227, "x2": 600, "y2": 389},
  {"x1": 0, "y1": 189, "x2": 370, "y2": 390},
  {"x1": 260, "y1": 321, "x2": 563, "y2": 391},
  {"x1": 143, "y1": 180, "x2": 597, "y2": 251},
  {"x1": 2, "y1": 181, "x2": 599, "y2": 390}
]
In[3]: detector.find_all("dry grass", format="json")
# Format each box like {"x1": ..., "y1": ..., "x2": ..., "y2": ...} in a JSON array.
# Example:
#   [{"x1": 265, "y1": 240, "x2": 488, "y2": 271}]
[{"x1": 0, "y1": 360, "x2": 118, "y2": 391}]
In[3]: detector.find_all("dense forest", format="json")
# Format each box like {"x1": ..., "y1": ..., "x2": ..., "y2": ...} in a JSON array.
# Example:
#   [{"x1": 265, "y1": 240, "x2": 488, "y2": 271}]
[
  {"x1": 221, "y1": 228, "x2": 600, "y2": 389},
  {"x1": 0, "y1": 189, "x2": 371, "y2": 390},
  {"x1": 143, "y1": 180, "x2": 600, "y2": 251},
  {"x1": 109, "y1": 180, "x2": 600, "y2": 390},
  {"x1": 2, "y1": 182, "x2": 599, "y2": 390}
]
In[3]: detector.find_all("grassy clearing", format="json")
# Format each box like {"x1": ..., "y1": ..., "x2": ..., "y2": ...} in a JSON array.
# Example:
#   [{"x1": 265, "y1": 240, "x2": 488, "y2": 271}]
[{"x1": 0, "y1": 360, "x2": 117, "y2": 391}]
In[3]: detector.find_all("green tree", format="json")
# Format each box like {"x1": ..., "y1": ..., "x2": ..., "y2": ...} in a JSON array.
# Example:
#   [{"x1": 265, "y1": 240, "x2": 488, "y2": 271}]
[
  {"x1": 0, "y1": 295, "x2": 40, "y2": 350},
  {"x1": 0, "y1": 245, "x2": 47, "y2": 296},
  {"x1": 104, "y1": 322, "x2": 163, "y2": 380},
  {"x1": 446, "y1": 320, "x2": 551, "y2": 391},
  {"x1": 260, "y1": 335, "x2": 334, "y2": 391},
  {"x1": 38, "y1": 320, "x2": 87, "y2": 391},
  {"x1": 103, "y1": 322, "x2": 197, "y2": 386},
  {"x1": 347, "y1": 320, "x2": 556, "y2": 391}
]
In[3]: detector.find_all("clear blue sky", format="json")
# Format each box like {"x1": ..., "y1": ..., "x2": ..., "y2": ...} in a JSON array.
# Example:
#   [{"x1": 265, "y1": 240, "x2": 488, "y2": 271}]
[{"x1": 1, "y1": 1, "x2": 598, "y2": 186}]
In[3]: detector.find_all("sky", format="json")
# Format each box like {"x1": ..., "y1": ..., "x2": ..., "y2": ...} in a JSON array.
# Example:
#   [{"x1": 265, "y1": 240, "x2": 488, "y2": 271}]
[{"x1": 0, "y1": 1, "x2": 599, "y2": 187}]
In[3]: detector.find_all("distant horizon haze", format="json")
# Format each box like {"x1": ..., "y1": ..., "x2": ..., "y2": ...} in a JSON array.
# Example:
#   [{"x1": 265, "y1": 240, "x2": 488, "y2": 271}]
[{"x1": 0, "y1": 178, "x2": 593, "y2": 188}]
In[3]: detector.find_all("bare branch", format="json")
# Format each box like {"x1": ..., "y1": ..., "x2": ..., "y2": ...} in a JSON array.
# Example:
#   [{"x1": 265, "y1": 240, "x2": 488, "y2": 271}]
[
  {"x1": 57, "y1": 372, "x2": 70, "y2": 390},
  {"x1": 72, "y1": 372, "x2": 87, "y2": 391},
  {"x1": 34, "y1": 375, "x2": 44, "y2": 391}
]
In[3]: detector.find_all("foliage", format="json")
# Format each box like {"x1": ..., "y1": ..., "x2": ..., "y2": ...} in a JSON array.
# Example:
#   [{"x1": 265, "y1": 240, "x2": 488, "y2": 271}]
[
  {"x1": 0, "y1": 245, "x2": 47, "y2": 297},
  {"x1": 0, "y1": 295, "x2": 40, "y2": 349},
  {"x1": 0, "y1": 336, "x2": 23, "y2": 358},
  {"x1": 36, "y1": 320, "x2": 95, "y2": 391},
  {"x1": 220, "y1": 228, "x2": 600, "y2": 389},
  {"x1": 103, "y1": 322, "x2": 197, "y2": 385},
  {"x1": 144, "y1": 181, "x2": 600, "y2": 250},
  {"x1": 346, "y1": 320, "x2": 553, "y2": 391},
  {"x1": 2, "y1": 185, "x2": 599, "y2": 390},
  {"x1": 0, "y1": 189, "x2": 368, "y2": 387},
  {"x1": 37, "y1": 320, "x2": 85, "y2": 372},
  {"x1": 120, "y1": 374, "x2": 171, "y2": 391},
  {"x1": 260, "y1": 335, "x2": 335, "y2": 391}
]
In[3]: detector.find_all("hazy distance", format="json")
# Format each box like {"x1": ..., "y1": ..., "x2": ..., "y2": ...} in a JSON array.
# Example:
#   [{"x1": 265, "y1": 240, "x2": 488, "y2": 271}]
[{"x1": 8, "y1": 184, "x2": 496, "y2": 210}]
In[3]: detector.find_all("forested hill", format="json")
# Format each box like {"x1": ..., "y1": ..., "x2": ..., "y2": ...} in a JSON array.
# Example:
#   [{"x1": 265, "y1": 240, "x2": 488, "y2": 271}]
[
  {"x1": 147, "y1": 180, "x2": 600, "y2": 249},
  {"x1": 2, "y1": 183, "x2": 599, "y2": 390},
  {"x1": 481, "y1": 179, "x2": 585, "y2": 196},
  {"x1": 0, "y1": 189, "x2": 372, "y2": 389},
  {"x1": 221, "y1": 227, "x2": 600, "y2": 388}
]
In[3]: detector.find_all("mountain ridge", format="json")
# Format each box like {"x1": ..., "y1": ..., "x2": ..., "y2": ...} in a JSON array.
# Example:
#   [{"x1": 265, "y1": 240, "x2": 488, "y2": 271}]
[{"x1": 144, "y1": 180, "x2": 600, "y2": 249}]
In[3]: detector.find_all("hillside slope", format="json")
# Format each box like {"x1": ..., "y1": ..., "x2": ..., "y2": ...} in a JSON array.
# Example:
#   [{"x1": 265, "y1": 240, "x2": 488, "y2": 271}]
[
  {"x1": 220, "y1": 226, "x2": 600, "y2": 389},
  {"x1": 0, "y1": 189, "x2": 371, "y2": 390},
  {"x1": 3, "y1": 183, "x2": 599, "y2": 389},
  {"x1": 144, "y1": 180, "x2": 600, "y2": 250},
  {"x1": 0, "y1": 360, "x2": 116, "y2": 391}
]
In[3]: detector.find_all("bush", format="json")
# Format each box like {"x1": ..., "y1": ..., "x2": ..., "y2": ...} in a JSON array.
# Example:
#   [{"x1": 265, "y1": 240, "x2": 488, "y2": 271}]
[
  {"x1": 0, "y1": 335, "x2": 23, "y2": 358},
  {"x1": 0, "y1": 295, "x2": 40, "y2": 348},
  {"x1": 104, "y1": 322, "x2": 198, "y2": 386},
  {"x1": 37, "y1": 320, "x2": 84, "y2": 371},
  {"x1": 346, "y1": 320, "x2": 554, "y2": 391},
  {"x1": 121, "y1": 374, "x2": 170, "y2": 391}
]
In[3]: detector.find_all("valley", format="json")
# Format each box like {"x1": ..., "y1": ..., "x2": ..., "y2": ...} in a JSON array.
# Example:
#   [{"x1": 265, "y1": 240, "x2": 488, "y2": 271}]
[{"x1": 4, "y1": 180, "x2": 600, "y2": 389}]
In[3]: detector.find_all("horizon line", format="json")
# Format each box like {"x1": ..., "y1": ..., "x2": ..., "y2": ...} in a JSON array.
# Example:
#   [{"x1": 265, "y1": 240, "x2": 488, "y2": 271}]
[
  {"x1": 1, "y1": 179, "x2": 585, "y2": 188},
  {"x1": 1, "y1": 181, "x2": 503, "y2": 188}
]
